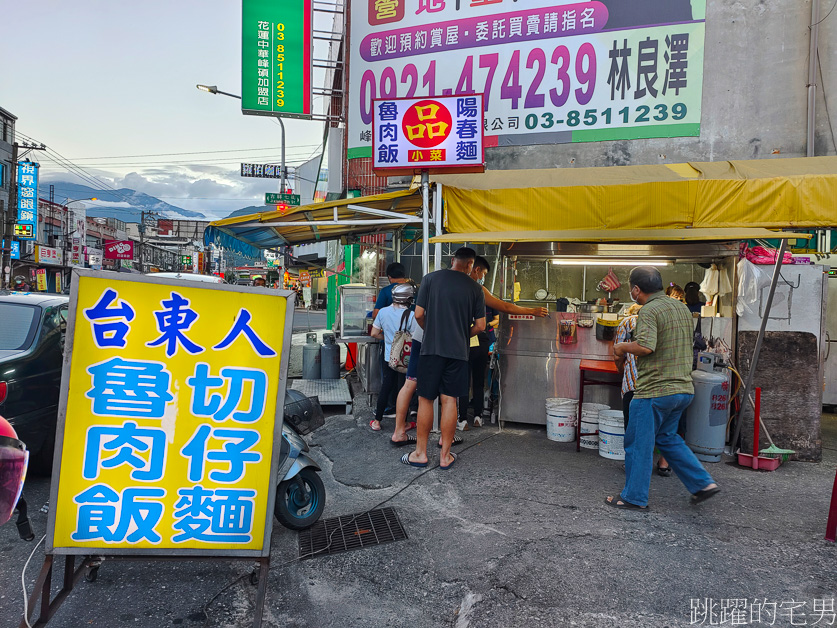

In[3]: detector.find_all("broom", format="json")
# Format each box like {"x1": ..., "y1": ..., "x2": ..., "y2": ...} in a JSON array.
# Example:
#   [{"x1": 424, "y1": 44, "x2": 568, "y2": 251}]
[
  {"x1": 729, "y1": 365, "x2": 796, "y2": 462},
  {"x1": 746, "y1": 393, "x2": 795, "y2": 462}
]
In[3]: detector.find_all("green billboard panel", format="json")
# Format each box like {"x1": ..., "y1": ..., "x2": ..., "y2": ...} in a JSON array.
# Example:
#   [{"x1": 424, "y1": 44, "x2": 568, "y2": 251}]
[{"x1": 242, "y1": 0, "x2": 312, "y2": 119}]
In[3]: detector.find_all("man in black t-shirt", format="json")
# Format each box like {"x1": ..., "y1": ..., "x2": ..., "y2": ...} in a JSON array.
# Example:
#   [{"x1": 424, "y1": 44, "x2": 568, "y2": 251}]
[{"x1": 401, "y1": 247, "x2": 486, "y2": 470}]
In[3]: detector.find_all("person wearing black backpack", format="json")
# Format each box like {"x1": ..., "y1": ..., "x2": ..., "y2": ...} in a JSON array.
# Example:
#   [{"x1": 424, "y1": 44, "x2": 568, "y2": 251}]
[{"x1": 369, "y1": 283, "x2": 417, "y2": 432}]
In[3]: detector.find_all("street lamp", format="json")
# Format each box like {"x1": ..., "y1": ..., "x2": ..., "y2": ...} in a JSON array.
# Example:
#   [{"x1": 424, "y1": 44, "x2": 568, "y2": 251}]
[{"x1": 195, "y1": 84, "x2": 286, "y2": 194}]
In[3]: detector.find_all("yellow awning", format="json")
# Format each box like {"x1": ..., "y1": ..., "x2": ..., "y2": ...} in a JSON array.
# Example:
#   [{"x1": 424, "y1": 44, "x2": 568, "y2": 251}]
[
  {"x1": 432, "y1": 156, "x2": 837, "y2": 234},
  {"x1": 429, "y1": 228, "x2": 810, "y2": 243},
  {"x1": 205, "y1": 188, "x2": 424, "y2": 251}
]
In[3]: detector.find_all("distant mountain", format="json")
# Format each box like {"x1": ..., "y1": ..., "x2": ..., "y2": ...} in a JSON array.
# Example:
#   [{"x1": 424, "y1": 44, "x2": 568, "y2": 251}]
[
  {"x1": 44, "y1": 181, "x2": 206, "y2": 223},
  {"x1": 225, "y1": 205, "x2": 271, "y2": 219}
]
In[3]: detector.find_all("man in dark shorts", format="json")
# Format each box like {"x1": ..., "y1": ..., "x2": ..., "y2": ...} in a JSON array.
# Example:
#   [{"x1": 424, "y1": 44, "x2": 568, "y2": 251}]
[{"x1": 401, "y1": 247, "x2": 486, "y2": 470}]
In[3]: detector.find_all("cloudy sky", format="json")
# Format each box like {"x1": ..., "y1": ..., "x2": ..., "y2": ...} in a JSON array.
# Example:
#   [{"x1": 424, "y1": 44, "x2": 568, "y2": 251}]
[{"x1": 0, "y1": 0, "x2": 338, "y2": 219}]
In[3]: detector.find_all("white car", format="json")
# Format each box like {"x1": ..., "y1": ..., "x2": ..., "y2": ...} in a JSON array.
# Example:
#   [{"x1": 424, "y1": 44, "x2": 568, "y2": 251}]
[{"x1": 146, "y1": 272, "x2": 226, "y2": 284}]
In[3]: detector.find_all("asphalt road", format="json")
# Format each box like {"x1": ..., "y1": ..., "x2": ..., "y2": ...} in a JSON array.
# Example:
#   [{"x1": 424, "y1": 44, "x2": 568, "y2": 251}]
[
  {"x1": 3, "y1": 401, "x2": 835, "y2": 627},
  {"x1": 292, "y1": 309, "x2": 327, "y2": 333}
]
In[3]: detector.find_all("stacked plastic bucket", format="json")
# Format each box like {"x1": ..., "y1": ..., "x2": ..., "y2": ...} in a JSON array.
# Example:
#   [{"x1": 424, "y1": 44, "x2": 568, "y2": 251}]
[
  {"x1": 598, "y1": 409, "x2": 626, "y2": 460},
  {"x1": 545, "y1": 398, "x2": 578, "y2": 442},
  {"x1": 579, "y1": 402, "x2": 610, "y2": 449}
]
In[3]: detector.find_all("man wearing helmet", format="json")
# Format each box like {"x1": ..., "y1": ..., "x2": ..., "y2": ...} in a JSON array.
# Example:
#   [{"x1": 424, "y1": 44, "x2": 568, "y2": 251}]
[{"x1": 12, "y1": 275, "x2": 31, "y2": 292}]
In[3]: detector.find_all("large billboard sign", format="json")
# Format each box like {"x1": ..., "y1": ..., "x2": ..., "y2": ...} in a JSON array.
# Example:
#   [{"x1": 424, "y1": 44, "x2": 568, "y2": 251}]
[
  {"x1": 242, "y1": 0, "x2": 313, "y2": 119},
  {"x1": 48, "y1": 272, "x2": 293, "y2": 556},
  {"x1": 16, "y1": 161, "x2": 39, "y2": 240},
  {"x1": 348, "y1": 0, "x2": 706, "y2": 158},
  {"x1": 104, "y1": 240, "x2": 135, "y2": 260},
  {"x1": 372, "y1": 94, "x2": 485, "y2": 174}
]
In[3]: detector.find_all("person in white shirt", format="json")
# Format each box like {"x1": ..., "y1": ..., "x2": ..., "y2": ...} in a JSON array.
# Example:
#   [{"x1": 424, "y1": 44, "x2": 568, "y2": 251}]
[{"x1": 369, "y1": 283, "x2": 417, "y2": 432}]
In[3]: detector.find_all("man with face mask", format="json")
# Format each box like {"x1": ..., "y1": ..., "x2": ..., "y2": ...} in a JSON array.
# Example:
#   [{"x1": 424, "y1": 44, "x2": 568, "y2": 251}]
[
  {"x1": 458, "y1": 256, "x2": 549, "y2": 429},
  {"x1": 607, "y1": 266, "x2": 719, "y2": 510}
]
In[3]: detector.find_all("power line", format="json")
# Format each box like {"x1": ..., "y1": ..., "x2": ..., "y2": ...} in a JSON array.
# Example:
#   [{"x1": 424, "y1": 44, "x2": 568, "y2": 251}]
[
  {"x1": 36, "y1": 151, "x2": 324, "y2": 168},
  {"x1": 27, "y1": 143, "x2": 326, "y2": 161}
]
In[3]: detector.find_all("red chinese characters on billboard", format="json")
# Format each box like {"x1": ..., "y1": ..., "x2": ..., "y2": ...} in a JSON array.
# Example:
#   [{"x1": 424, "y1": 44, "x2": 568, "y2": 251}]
[
  {"x1": 104, "y1": 240, "x2": 135, "y2": 260},
  {"x1": 369, "y1": 0, "x2": 404, "y2": 25}
]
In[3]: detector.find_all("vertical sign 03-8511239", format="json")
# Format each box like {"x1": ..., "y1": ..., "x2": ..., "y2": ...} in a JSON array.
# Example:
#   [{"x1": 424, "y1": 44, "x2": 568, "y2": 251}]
[
  {"x1": 241, "y1": 0, "x2": 313, "y2": 119},
  {"x1": 47, "y1": 271, "x2": 294, "y2": 558}
]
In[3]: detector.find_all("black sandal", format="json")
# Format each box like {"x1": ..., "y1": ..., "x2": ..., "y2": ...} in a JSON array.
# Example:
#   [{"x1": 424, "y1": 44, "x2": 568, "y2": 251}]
[
  {"x1": 656, "y1": 463, "x2": 673, "y2": 477},
  {"x1": 604, "y1": 496, "x2": 648, "y2": 510},
  {"x1": 691, "y1": 486, "x2": 721, "y2": 504}
]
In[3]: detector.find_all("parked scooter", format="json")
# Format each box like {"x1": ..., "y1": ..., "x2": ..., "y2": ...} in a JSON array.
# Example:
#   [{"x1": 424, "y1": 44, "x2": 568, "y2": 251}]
[{"x1": 274, "y1": 390, "x2": 326, "y2": 530}]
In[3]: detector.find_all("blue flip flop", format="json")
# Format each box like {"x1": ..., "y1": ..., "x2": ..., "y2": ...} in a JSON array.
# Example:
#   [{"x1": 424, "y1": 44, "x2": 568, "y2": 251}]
[
  {"x1": 440, "y1": 453, "x2": 457, "y2": 471},
  {"x1": 437, "y1": 434, "x2": 463, "y2": 448},
  {"x1": 401, "y1": 452, "x2": 428, "y2": 468}
]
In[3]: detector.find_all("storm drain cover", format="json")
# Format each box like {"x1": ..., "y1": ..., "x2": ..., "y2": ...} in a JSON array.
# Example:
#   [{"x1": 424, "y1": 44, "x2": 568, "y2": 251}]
[{"x1": 298, "y1": 507, "x2": 408, "y2": 560}]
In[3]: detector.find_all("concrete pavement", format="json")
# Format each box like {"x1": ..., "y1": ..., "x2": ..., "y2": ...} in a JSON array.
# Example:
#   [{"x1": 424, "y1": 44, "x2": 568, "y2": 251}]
[{"x1": 2, "y1": 394, "x2": 835, "y2": 627}]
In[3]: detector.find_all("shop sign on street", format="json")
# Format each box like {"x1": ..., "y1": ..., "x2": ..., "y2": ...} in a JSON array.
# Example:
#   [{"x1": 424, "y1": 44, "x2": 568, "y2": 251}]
[
  {"x1": 241, "y1": 163, "x2": 285, "y2": 179},
  {"x1": 241, "y1": 0, "x2": 313, "y2": 119},
  {"x1": 298, "y1": 270, "x2": 310, "y2": 282},
  {"x1": 87, "y1": 248, "x2": 103, "y2": 270},
  {"x1": 16, "y1": 161, "x2": 39, "y2": 240},
  {"x1": 36, "y1": 268, "x2": 47, "y2": 291},
  {"x1": 348, "y1": 0, "x2": 706, "y2": 158},
  {"x1": 47, "y1": 272, "x2": 293, "y2": 556},
  {"x1": 3, "y1": 239, "x2": 20, "y2": 260},
  {"x1": 71, "y1": 238, "x2": 85, "y2": 267},
  {"x1": 36, "y1": 245, "x2": 64, "y2": 266},
  {"x1": 56, "y1": 272, "x2": 62, "y2": 294},
  {"x1": 308, "y1": 268, "x2": 324, "y2": 279},
  {"x1": 265, "y1": 193, "x2": 300, "y2": 206},
  {"x1": 373, "y1": 94, "x2": 485, "y2": 174},
  {"x1": 104, "y1": 240, "x2": 134, "y2": 260}
]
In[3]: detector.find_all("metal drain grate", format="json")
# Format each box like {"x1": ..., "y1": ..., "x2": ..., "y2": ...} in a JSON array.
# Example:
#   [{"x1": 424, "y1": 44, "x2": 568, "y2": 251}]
[{"x1": 298, "y1": 507, "x2": 408, "y2": 560}]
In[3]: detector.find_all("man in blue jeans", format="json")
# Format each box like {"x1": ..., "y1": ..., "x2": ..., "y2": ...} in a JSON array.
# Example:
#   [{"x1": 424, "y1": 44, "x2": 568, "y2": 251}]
[{"x1": 607, "y1": 267, "x2": 719, "y2": 510}]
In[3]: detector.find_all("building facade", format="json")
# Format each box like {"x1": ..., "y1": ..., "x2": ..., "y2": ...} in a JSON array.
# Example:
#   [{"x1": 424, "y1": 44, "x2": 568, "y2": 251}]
[{"x1": 344, "y1": 0, "x2": 836, "y2": 193}]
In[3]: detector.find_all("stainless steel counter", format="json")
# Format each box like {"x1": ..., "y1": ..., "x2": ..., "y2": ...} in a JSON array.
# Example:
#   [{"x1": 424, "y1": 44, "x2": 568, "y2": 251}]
[
  {"x1": 496, "y1": 313, "x2": 621, "y2": 425},
  {"x1": 495, "y1": 313, "x2": 735, "y2": 425}
]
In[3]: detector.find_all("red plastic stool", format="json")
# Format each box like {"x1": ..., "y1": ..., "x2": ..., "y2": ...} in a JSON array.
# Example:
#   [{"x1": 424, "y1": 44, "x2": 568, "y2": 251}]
[{"x1": 827, "y1": 469, "x2": 837, "y2": 542}]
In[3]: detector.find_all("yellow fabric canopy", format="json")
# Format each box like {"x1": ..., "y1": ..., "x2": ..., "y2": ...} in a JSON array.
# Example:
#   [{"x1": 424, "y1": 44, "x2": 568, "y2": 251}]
[
  {"x1": 433, "y1": 156, "x2": 837, "y2": 234},
  {"x1": 429, "y1": 228, "x2": 808, "y2": 244}
]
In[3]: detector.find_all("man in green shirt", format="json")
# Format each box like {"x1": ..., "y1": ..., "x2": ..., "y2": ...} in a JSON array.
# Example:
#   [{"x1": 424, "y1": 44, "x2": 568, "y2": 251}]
[{"x1": 606, "y1": 267, "x2": 719, "y2": 510}]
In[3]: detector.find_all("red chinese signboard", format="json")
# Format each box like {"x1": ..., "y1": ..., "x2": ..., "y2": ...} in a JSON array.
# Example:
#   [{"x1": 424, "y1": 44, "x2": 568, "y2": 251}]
[{"x1": 104, "y1": 240, "x2": 135, "y2": 260}]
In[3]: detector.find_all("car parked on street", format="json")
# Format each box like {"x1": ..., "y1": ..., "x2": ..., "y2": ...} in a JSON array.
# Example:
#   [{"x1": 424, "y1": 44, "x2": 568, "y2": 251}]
[
  {"x1": 0, "y1": 292, "x2": 69, "y2": 474},
  {"x1": 147, "y1": 272, "x2": 226, "y2": 284}
]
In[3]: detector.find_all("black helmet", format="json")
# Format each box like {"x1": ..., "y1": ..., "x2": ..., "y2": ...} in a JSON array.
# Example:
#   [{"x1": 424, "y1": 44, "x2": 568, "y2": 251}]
[{"x1": 283, "y1": 390, "x2": 324, "y2": 435}]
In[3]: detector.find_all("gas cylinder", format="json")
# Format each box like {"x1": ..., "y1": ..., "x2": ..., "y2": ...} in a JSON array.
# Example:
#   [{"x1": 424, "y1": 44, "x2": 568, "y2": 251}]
[
  {"x1": 685, "y1": 369, "x2": 729, "y2": 462},
  {"x1": 320, "y1": 333, "x2": 341, "y2": 379},
  {"x1": 302, "y1": 332, "x2": 321, "y2": 380}
]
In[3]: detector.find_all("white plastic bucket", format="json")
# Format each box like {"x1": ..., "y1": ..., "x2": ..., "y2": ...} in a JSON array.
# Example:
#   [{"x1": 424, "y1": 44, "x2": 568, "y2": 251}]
[
  {"x1": 579, "y1": 403, "x2": 608, "y2": 449},
  {"x1": 546, "y1": 398, "x2": 577, "y2": 443},
  {"x1": 546, "y1": 398, "x2": 577, "y2": 412},
  {"x1": 598, "y1": 410, "x2": 626, "y2": 460}
]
